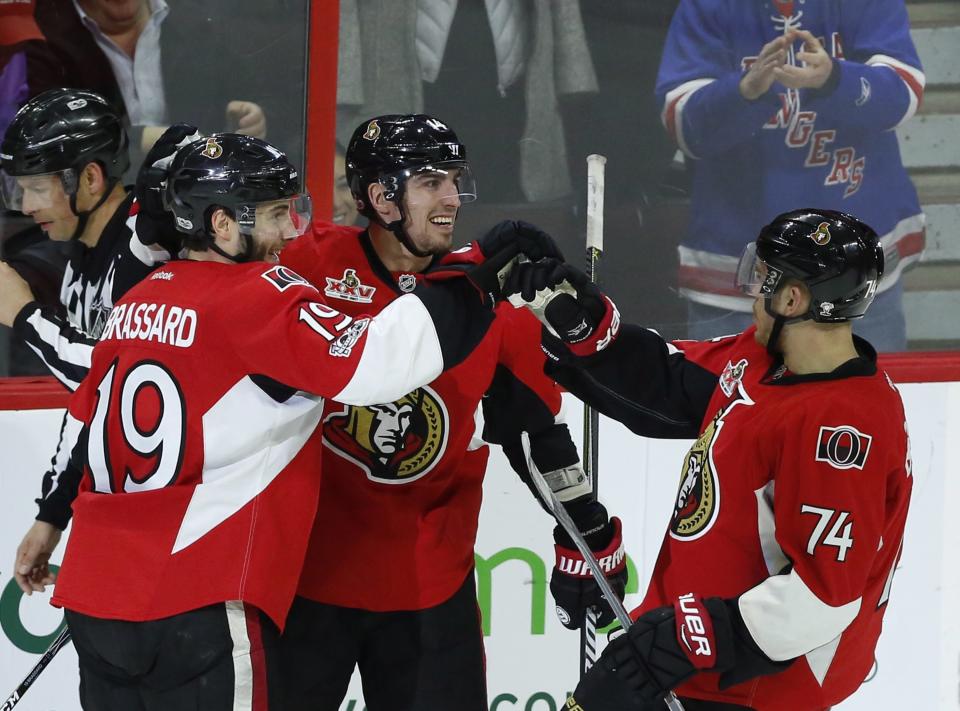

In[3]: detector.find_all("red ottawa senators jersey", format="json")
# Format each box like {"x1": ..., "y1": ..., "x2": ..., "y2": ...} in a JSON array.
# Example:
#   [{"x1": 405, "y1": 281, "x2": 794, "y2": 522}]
[
  {"x1": 581, "y1": 326, "x2": 912, "y2": 710},
  {"x1": 281, "y1": 222, "x2": 568, "y2": 610},
  {"x1": 53, "y1": 258, "x2": 476, "y2": 629}
]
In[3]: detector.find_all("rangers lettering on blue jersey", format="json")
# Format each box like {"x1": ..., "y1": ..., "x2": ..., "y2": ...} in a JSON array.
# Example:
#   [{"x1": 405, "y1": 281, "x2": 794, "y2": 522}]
[{"x1": 656, "y1": 0, "x2": 925, "y2": 310}]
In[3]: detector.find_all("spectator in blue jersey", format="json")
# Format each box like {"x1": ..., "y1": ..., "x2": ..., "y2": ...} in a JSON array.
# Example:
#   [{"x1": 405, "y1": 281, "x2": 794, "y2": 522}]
[{"x1": 656, "y1": 0, "x2": 925, "y2": 351}]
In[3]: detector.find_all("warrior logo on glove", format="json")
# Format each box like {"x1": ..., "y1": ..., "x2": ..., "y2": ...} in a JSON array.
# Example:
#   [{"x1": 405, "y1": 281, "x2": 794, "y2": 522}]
[{"x1": 323, "y1": 387, "x2": 450, "y2": 484}]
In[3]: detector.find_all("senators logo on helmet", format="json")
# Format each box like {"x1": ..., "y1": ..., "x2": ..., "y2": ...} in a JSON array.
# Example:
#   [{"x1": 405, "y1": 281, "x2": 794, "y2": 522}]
[
  {"x1": 810, "y1": 221, "x2": 832, "y2": 245},
  {"x1": 363, "y1": 120, "x2": 381, "y2": 141},
  {"x1": 201, "y1": 137, "x2": 223, "y2": 159}
]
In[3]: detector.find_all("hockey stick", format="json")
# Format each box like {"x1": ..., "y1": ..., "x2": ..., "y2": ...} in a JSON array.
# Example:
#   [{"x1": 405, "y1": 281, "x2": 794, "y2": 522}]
[
  {"x1": 580, "y1": 153, "x2": 605, "y2": 677},
  {"x1": 524, "y1": 442, "x2": 686, "y2": 711},
  {"x1": 1, "y1": 625, "x2": 72, "y2": 710}
]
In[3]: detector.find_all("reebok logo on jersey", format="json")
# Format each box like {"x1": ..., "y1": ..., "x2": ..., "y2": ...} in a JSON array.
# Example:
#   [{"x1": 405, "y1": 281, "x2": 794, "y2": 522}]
[
  {"x1": 324, "y1": 268, "x2": 376, "y2": 303},
  {"x1": 261, "y1": 265, "x2": 316, "y2": 292},
  {"x1": 855, "y1": 77, "x2": 872, "y2": 107},
  {"x1": 151, "y1": 271, "x2": 174, "y2": 281},
  {"x1": 816, "y1": 425, "x2": 872, "y2": 470}
]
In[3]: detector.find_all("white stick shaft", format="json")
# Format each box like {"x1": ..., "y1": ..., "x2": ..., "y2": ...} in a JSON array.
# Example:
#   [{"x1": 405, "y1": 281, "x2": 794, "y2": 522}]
[{"x1": 586, "y1": 154, "x2": 606, "y2": 253}]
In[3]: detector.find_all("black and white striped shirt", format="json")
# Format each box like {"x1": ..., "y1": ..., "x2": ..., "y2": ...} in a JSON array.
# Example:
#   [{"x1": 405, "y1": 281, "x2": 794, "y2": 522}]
[{"x1": 11, "y1": 193, "x2": 167, "y2": 526}]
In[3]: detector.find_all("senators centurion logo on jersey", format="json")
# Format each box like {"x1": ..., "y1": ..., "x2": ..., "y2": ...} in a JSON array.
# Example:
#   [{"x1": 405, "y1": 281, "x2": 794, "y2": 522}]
[
  {"x1": 816, "y1": 425, "x2": 872, "y2": 470},
  {"x1": 671, "y1": 416, "x2": 722, "y2": 540},
  {"x1": 322, "y1": 386, "x2": 449, "y2": 484},
  {"x1": 324, "y1": 268, "x2": 376, "y2": 303}
]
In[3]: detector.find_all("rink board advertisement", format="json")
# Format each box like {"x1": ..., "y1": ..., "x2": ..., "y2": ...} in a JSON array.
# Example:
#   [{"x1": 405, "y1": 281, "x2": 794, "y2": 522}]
[{"x1": 0, "y1": 385, "x2": 957, "y2": 710}]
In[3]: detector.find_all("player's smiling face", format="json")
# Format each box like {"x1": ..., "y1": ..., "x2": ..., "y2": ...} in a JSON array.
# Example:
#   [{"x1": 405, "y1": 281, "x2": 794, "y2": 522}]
[
  {"x1": 400, "y1": 169, "x2": 462, "y2": 255},
  {"x1": 249, "y1": 199, "x2": 301, "y2": 263}
]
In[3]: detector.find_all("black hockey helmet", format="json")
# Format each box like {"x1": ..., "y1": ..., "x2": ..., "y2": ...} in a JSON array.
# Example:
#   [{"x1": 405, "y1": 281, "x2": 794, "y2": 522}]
[
  {"x1": 345, "y1": 115, "x2": 475, "y2": 255},
  {"x1": 345, "y1": 114, "x2": 474, "y2": 214},
  {"x1": 0, "y1": 88, "x2": 128, "y2": 186},
  {"x1": 736, "y1": 208, "x2": 884, "y2": 323},
  {"x1": 164, "y1": 134, "x2": 311, "y2": 251}
]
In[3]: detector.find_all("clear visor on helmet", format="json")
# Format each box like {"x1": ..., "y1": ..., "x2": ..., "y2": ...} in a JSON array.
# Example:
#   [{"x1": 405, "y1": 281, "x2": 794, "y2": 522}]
[
  {"x1": 382, "y1": 162, "x2": 478, "y2": 208},
  {"x1": 0, "y1": 169, "x2": 77, "y2": 213},
  {"x1": 735, "y1": 242, "x2": 784, "y2": 297},
  {"x1": 235, "y1": 193, "x2": 313, "y2": 240}
]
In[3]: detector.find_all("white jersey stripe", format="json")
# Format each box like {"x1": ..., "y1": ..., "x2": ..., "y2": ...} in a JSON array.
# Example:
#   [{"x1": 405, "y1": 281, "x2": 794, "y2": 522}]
[
  {"x1": 225, "y1": 601, "x2": 254, "y2": 711},
  {"x1": 866, "y1": 55, "x2": 925, "y2": 128},
  {"x1": 739, "y1": 568, "x2": 861, "y2": 661},
  {"x1": 173, "y1": 379, "x2": 324, "y2": 553},
  {"x1": 334, "y1": 294, "x2": 444, "y2": 405},
  {"x1": 755, "y1": 482, "x2": 790, "y2": 575},
  {"x1": 805, "y1": 634, "x2": 843, "y2": 687},
  {"x1": 662, "y1": 79, "x2": 715, "y2": 159}
]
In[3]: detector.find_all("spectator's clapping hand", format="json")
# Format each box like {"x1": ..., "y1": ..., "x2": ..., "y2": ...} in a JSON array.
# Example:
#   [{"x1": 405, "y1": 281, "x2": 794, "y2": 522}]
[
  {"x1": 739, "y1": 35, "x2": 791, "y2": 100},
  {"x1": 773, "y1": 30, "x2": 833, "y2": 90},
  {"x1": 14, "y1": 521, "x2": 62, "y2": 595},
  {"x1": 226, "y1": 101, "x2": 267, "y2": 139}
]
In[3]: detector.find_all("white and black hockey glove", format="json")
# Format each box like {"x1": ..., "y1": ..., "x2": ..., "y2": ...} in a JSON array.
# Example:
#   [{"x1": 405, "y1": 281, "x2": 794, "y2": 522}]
[
  {"x1": 504, "y1": 258, "x2": 620, "y2": 357},
  {"x1": 428, "y1": 220, "x2": 565, "y2": 302}
]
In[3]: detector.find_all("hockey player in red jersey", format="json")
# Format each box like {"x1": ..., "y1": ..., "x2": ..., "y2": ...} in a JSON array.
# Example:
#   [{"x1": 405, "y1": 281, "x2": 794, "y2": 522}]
[
  {"x1": 49, "y1": 133, "x2": 515, "y2": 711},
  {"x1": 276, "y1": 114, "x2": 628, "y2": 711},
  {"x1": 504, "y1": 209, "x2": 912, "y2": 711}
]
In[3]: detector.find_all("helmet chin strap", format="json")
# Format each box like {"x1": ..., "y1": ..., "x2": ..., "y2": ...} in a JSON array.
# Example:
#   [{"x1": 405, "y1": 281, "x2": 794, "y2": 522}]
[
  {"x1": 387, "y1": 219, "x2": 433, "y2": 258},
  {"x1": 67, "y1": 177, "x2": 120, "y2": 241},
  {"x1": 376, "y1": 186, "x2": 437, "y2": 259},
  {"x1": 762, "y1": 298, "x2": 811, "y2": 356},
  {"x1": 209, "y1": 230, "x2": 255, "y2": 263}
]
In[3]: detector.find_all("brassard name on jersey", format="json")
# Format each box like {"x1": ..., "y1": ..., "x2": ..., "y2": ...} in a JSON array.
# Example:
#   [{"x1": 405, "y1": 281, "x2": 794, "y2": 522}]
[{"x1": 100, "y1": 301, "x2": 197, "y2": 347}]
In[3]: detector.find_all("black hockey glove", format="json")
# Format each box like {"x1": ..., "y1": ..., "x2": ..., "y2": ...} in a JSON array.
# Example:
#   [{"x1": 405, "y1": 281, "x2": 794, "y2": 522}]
[
  {"x1": 568, "y1": 594, "x2": 736, "y2": 711},
  {"x1": 134, "y1": 123, "x2": 200, "y2": 249},
  {"x1": 504, "y1": 258, "x2": 620, "y2": 357},
  {"x1": 476, "y1": 219, "x2": 565, "y2": 263},
  {"x1": 427, "y1": 221, "x2": 564, "y2": 303},
  {"x1": 551, "y1": 500, "x2": 627, "y2": 630}
]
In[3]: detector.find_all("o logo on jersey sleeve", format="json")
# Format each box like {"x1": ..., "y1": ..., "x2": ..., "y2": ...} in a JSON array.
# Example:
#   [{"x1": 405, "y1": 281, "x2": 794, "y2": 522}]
[
  {"x1": 816, "y1": 425, "x2": 872, "y2": 470},
  {"x1": 670, "y1": 416, "x2": 722, "y2": 540},
  {"x1": 261, "y1": 265, "x2": 317, "y2": 292},
  {"x1": 322, "y1": 386, "x2": 449, "y2": 484}
]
